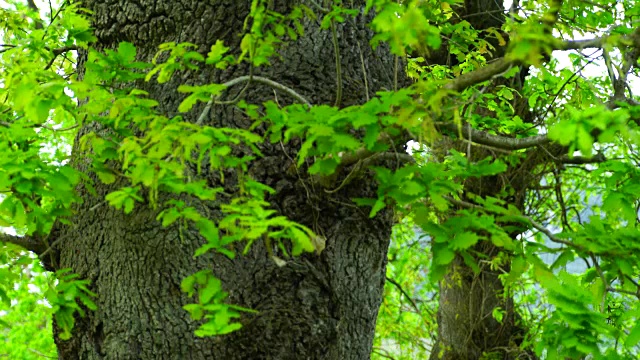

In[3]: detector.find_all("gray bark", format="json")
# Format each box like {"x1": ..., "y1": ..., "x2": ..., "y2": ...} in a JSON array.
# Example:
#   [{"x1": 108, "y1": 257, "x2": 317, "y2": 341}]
[{"x1": 50, "y1": 1, "x2": 404, "y2": 359}]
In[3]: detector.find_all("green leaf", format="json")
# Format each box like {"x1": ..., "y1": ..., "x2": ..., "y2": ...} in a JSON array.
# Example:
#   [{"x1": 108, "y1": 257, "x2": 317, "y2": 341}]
[
  {"x1": 123, "y1": 198, "x2": 135, "y2": 214},
  {"x1": 183, "y1": 303, "x2": 204, "y2": 320},
  {"x1": 308, "y1": 158, "x2": 339, "y2": 175},
  {"x1": 626, "y1": 323, "x2": 640, "y2": 347},
  {"x1": 200, "y1": 278, "x2": 221, "y2": 304},
  {"x1": 548, "y1": 121, "x2": 576, "y2": 146},
  {"x1": 158, "y1": 207, "x2": 182, "y2": 227},
  {"x1": 450, "y1": 232, "x2": 479, "y2": 250},
  {"x1": 290, "y1": 226, "x2": 314, "y2": 256},
  {"x1": 196, "y1": 219, "x2": 220, "y2": 245},
  {"x1": 402, "y1": 180, "x2": 424, "y2": 196},
  {"x1": 460, "y1": 251, "x2": 480, "y2": 274},
  {"x1": 96, "y1": 170, "x2": 116, "y2": 184},
  {"x1": 576, "y1": 125, "x2": 593, "y2": 155},
  {"x1": 181, "y1": 274, "x2": 197, "y2": 295},
  {"x1": 118, "y1": 42, "x2": 137, "y2": 63},
  {"x1": 0, "y1": 288, "x2": 10, "y2": 305},
  {"x1": 435, "y1": 248, "x2": 455, "y2": 265},
  {"x1": 492, "y1": 307, "x2": 504, "y2": 323},
  {"x1": 369, "y1": 198, "x2": 386, "y2": 218}
]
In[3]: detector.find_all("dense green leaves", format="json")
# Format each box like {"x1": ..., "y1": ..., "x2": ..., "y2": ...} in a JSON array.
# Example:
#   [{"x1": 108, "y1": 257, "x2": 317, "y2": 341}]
[
  {"x1": 2, "y1": 0, "x2": 640, "y2": 358},
  {"x1": 0, "y1": 252, "x2": 56, "y2": 359},
  {"x1": 181, "y1": 270, "x2": 250, "y2": 337}
]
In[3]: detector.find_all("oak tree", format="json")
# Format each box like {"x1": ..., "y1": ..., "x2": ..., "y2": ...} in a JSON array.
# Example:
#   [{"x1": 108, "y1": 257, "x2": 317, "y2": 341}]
[{"x1": 1, "y1": 1, "x2": 640, "y2": 360}]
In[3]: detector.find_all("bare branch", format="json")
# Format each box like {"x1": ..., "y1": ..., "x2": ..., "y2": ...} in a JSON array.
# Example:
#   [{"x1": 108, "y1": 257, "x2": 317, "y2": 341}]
[
  {"x1": 386, "y1": 276, "x2": 424, "y2": 316},
  {"x1": 0, "y1": 233, "x2": 45, "y2": 254},
  {"x1": 48, "y1": 0, "x2": 69, "y2": 27},
  {"x1": 559, "y1": 37, "x2": 612, "y2": 51},
  {"x1": 336, "y1": 147, "x2": 414, "y2": 169},
  {"x1": 224, "y1": 75, "x2": 311, "y2": 107},
  {"x1": 559, "y1": 153, "x2": 606, "y2": 164},
  {"x1": 444, "y1": 58, "x2": 516, "y2": 92},
  {"x1": 44, "y1": 45, "x2": 79, "y2": 70},
  {"x1": 0, "y1": 44, "x2": 18, "y2": 54},
  {"x1": 438, "y1": 123, "x2": 550, "y2": 150},
  {"x1": 196, "y1": 75, "x2": 311, "y2": 125},
  {"x1": 306, "y1": 0, "x2": 330, "y2": 14}
]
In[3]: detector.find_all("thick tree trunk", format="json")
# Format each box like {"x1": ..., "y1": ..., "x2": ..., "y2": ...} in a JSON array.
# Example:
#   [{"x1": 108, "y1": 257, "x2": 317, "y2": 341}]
[{"x1": 50, "y1": 1, "x2": 404, "y2": 359}]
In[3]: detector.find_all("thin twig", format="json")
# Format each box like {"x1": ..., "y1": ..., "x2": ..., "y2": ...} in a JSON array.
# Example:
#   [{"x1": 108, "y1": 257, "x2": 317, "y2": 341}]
[
  {"x1": 44, "y1": 45, "x2": 79, "y2": 70},
  {"x1": 357, "y1": 41, "x2": 369, "y2": 102},
  {"x1": 50, "y1": 0, "x2": 68, "y2": 24},
  {"x1": 330, "y1": 19, "x2": 343, "y2": 107},
  {"x1": 196, "y1": 75, "x2": 311, "y2": 125},
  {"x1": 307, "y1": 0, "x2": 330, "y2": 13},
  {"x1": 37, "y1": 237, "x2": 63, "y2": 258},
  {"x1": 386, "y1": 276, "x2": 422, "y2": 316},
  {"x1": 443, "y1": 196, "x2": 573, "y2": 247}
]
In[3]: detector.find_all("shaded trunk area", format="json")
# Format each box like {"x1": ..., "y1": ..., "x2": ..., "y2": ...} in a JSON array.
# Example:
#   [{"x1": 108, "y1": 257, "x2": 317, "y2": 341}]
[
  {"x1": 426, "y1": 1, "x2": 540, "y2": 358},
  {"x1": 49, "y1": 1, "x2": 404, "y2": 359}
]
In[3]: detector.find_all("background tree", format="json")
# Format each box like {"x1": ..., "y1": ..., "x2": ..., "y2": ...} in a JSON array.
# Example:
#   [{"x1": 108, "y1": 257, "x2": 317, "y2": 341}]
[
  {"x1": 3, "y1": 0, "x2": 407, "y2": 359},
  {"x1": 2, "y1": 0, "x2": 640, "y2": 360}
]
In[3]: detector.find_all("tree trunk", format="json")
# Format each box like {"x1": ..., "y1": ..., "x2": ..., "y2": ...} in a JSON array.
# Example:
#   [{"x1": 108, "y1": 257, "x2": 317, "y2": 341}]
[
  {"x1": 50, "y1": 1, "x2": 404, "y2": 359},
  {"x1": 426, "y1": 1, "x2": 538, "y2": 359}
]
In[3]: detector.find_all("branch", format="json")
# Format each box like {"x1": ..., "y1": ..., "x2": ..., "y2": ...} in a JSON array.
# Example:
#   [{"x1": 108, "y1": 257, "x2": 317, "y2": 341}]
[
  {"x1": 436, "y1": 31, "x2": 640, "y2": 153},
  {"x1": 224, "y1": 75, "x2": 311, "y2": 107},
  {"x1": 386, "y1": 276, "x2": 423, "y2": 316},
  {"x1": 0, "y1": 232, "x2": 45, "y2": 254},
  {"x1": 437, "y1": 100, "x2": 640, "y2": 153},
  {"x1": 559, "y1": 37, "x2": 605, "y2": 49},
  {"x1": 0, "y1": 44, "x2": 18, "y2": 54},
  {"x1": 438, "y1": 123, "x2": 550, "y2": 150},
  {"x1": 196, "y1": 75, "x2": 312, "y2": 125},
  {"x1": 431, "y1": 30, "x2": 640, "y2": 153},
  {"x1": 559, "y1": 153, "x2": 606, "y2": 164},
  {"x1": 442, "y1": 36, "x2": 602, "y2": 93},
  {"x1": 336, "y1": 147, "x2": 415, "y2": 169},
  {"x1": 443, "y1": 196, "x2": 574, "y2": 247},
  {"x1": 39, "y1": 123, "x2": 79, "y2": 132},
  {"x1": 26, "y1": 0, "x2": 39, "y2": 12},
  {"x1": 0, "y1": 116, "x2": 81, "y2": 133},
  {"x1": 323, "y1": 150, "x2": 415, "y2": 193},
  {"x1": 307, "y1": 0, "x2": 330, "y2": 13},
  {"x1": 444, "y1": 58, "x2": 516, "y2": 92},
  {"x1": 590, "y1": 253, "x2": 609, "y2": 310},
  {"x1": 613, "y1": 27, "x2": 640, "y2": 100},
  {"x1": 443, "y1": 1, "x2": 565, "y2": 93},
  {"x1": 371, "y1": 348, "x2": 399, "y2": 360},
  {"x1": 44, "y1": 45, "x2": 79, "y2": 70},
  {"x1": 442, "y1": 27, "x2": 640, "y2": 94}
]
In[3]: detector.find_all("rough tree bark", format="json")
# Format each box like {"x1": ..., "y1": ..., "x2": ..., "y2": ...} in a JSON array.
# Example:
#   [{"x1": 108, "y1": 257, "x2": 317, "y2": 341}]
[{"x1": 47, "y1": 1, "x2": 405, "y2": 359}]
